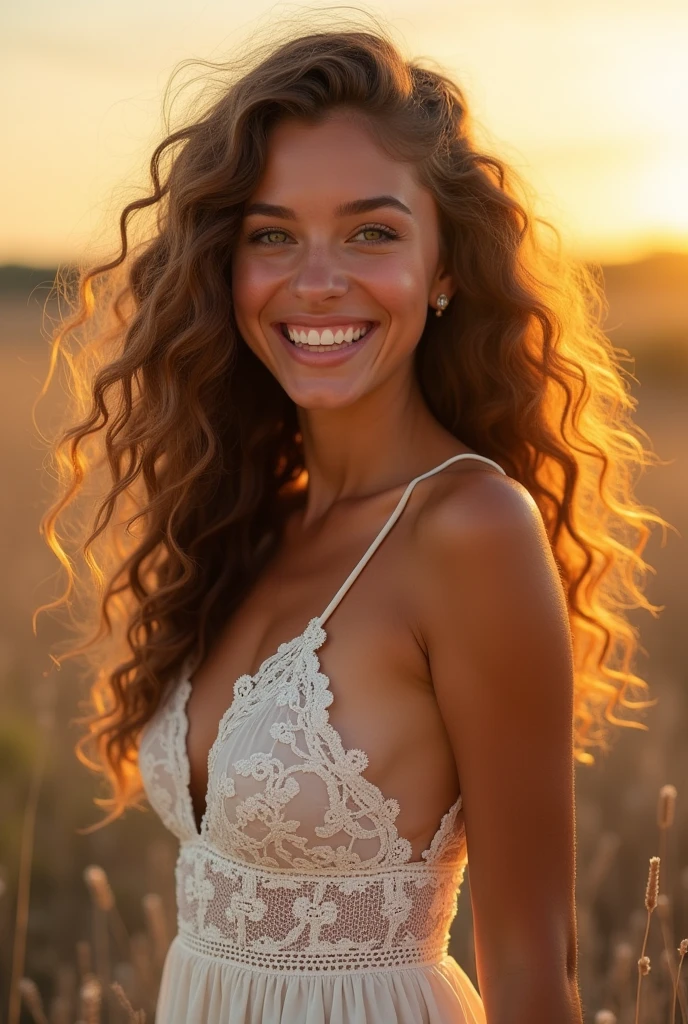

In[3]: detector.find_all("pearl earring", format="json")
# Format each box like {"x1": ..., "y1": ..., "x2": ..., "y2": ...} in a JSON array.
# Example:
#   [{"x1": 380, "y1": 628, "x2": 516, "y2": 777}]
[{"x1": 435, "y1": 294, "x2": 449, "y2": 317}]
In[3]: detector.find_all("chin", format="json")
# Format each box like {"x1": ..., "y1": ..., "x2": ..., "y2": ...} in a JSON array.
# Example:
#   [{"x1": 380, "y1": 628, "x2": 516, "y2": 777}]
[{"x1": 282, "y1": 379, "x2": 364, "y2": 411}]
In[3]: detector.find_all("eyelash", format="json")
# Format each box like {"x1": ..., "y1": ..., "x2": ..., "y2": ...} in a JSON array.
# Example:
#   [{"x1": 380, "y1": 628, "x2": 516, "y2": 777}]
[{"x1": 247, "y1": 222, "x2": 400, "y2": 246}]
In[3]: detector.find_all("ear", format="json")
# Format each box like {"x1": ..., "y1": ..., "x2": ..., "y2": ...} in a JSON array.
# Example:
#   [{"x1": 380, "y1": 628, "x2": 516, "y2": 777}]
[{"x1": 429, "y1": 266, "x2": 457, "y2": 305}]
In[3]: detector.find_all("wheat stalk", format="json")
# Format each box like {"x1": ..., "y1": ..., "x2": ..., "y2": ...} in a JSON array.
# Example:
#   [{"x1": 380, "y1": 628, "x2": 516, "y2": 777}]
[
  {"x1": 18, "y1": 978, "x2": 49, "y2": 1024},
  {"x1": 79, "y1": 975, "x2": 101, "y2": 1024},
  {"x1": 111, "y1": 981, "x2": 147, "y2": 1022},
  {"x1": 142, "y1": 893, "x2": 170, "y2": 969},
  {"x1": 635, "y1": 855, "x2": 660, "y2": 1024},
  {"x1": 83, "y1": 865, "x2": 112, "y2": 992},
  {"x1": 83, "y1": 866, "x2": 115, "y2": 913},
  {"x1": 657, "y1": 787, "x2": 681, "y2": 1006},
  {"x1": 82, "y1": 863, "x2": 132, "y2": 959},
  {"x1": 671, "y1": 939, "x2": 688, "y2": 1024}
]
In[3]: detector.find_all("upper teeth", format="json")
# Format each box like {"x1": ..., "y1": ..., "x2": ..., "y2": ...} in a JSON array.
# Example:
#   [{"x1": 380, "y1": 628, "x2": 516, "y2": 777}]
[{"x1": 285, "y1": 324, "x2": 371, "y2": 345}]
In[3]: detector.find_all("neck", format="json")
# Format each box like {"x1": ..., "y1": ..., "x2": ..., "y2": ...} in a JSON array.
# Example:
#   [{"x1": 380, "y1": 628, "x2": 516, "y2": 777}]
[{"x1": 295, "y1": 366, "x2": 459, "y2": 524}]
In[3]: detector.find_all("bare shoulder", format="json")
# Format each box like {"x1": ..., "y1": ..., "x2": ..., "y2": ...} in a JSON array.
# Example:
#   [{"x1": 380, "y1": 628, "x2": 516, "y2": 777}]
[
  {"x1": 410, "y1": 464, "x2": 574, "y2": 736},
  {"x1": 411, "y1": 462, "x2": 579, "y2": 987},
  {"x1": 412, "y1": 462, "x2": 564, "y2": 616},
  {"x1": 415, "y1": 461, "x2": 547, "y2": 559}
]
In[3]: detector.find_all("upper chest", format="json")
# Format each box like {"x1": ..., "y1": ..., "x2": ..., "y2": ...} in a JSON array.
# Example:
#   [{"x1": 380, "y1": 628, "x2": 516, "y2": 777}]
[{"x1": 184, "y1": 498, "x2": 434, "y2": 784}]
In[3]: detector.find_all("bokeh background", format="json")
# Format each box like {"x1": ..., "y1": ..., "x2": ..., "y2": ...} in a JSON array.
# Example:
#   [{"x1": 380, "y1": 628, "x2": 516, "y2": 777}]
[{"x1": 1, "y1": 2, "x2": 687, "y2": 1022}]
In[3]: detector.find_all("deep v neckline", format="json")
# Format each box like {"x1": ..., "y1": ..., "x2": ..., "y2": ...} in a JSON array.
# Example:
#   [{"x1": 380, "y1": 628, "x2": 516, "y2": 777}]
[
  {"x1": 178, "y1": 617, "x2": 322, "y2": 839},
  {"x1": 173, "y1": 452, "x2": 507, "y2": 859},
  {"x1": 175, "y1": 616, "x2": 466, "y2": 865}
]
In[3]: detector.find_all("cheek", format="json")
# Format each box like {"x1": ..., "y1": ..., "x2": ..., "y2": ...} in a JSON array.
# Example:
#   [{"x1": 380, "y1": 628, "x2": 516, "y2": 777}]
[
  {"x1": 230, "y1": 257, "x2": 281, "y2": 362},
  {"x1": 367, "y1": 258, "x2": 429, "y2": 348},
  {"x1": 231, "y1": 256, "x2": 274, "y2": 320},
  {"x1": 357, "y1": 244, "x2": 430, "y2": 314}
]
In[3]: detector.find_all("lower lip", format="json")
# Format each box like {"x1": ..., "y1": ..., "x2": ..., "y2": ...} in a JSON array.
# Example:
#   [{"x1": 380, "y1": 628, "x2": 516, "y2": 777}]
[{"x1": 273, "y1": 323, "x2": 379, "y2": 367}]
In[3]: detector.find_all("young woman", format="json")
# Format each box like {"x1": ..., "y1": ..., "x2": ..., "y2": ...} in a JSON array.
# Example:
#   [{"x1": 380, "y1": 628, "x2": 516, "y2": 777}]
[{"x1": 39, "y1": 20, "x2": 665, "y2": 1024}]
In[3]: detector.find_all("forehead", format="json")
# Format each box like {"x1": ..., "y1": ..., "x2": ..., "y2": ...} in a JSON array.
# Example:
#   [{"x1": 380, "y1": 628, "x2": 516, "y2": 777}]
[{"x1": 250, "y1": 111, "x2": 427, "y2": 214}]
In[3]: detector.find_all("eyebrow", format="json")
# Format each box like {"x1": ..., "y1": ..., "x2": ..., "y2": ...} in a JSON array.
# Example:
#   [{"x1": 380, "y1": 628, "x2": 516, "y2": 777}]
[{"x1": 243, "y1": 195, "x2": 413, "y2": 219}]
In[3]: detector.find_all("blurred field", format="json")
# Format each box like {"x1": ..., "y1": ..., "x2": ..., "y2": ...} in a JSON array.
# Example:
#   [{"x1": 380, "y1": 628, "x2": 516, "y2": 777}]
[{"x1": 0, "y1": 255, "x2": 687, "y2": 1022}]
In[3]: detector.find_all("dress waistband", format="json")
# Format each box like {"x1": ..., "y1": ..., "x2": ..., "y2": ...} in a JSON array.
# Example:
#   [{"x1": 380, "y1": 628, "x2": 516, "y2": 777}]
[{"x1": 175, "y1": 841, "x2": 467, "y2": 975}]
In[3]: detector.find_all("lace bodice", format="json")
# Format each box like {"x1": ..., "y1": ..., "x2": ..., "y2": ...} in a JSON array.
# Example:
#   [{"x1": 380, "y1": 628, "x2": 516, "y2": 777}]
[{"x1": 139, "y1": 453, "x2": 507, "y2": 972}]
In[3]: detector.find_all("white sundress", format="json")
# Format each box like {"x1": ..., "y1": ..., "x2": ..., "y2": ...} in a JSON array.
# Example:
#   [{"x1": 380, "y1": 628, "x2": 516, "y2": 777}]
[{"x1": 138, "y1": 452, "x2": 508, "y2": 1023}]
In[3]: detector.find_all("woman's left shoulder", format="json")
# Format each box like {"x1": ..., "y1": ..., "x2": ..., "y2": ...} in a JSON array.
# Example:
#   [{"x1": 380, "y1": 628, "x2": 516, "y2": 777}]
[
  {"x1": 414, "y1": 459, "x2": 549, "y2": 563},
  {"x1": 410, "y1": 460, "x2": 569, "y2": 640}
]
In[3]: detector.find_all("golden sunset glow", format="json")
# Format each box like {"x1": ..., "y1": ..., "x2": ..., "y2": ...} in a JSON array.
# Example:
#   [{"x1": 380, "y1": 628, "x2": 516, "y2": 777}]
[{"x1": 3, "y1": 1, "x2": 688, "y2": 264}]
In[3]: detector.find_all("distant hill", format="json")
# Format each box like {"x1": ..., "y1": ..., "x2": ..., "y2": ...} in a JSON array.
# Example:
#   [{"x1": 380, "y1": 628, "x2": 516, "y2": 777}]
[
  {"x1": 2, "y1": 252, "x2": 686, "y2": 295},
  {"x1": 1, "y1": 252, "x2": 686, "y2": 353},
  {"x1": 593, "y1": 252, "x2": 688, "y2": 349},
  {"x1": 2, "y1": 252, "x2": 687, "y2": 291},
  {"x1": 596, "y1": 251, "x2": 688, "y2": 291},
  {"x1": 0, "y1": 264, "x2": 69, "y2": 297}
]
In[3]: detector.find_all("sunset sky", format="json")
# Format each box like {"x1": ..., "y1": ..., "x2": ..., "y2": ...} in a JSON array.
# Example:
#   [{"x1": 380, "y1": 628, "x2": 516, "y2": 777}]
[{"x1": 3, "y1": 0, "x2": 688, "y2": 266}]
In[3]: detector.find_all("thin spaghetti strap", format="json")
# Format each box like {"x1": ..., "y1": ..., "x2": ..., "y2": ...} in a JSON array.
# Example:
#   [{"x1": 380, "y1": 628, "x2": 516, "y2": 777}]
[{"x1": 317, "y1": 453, "x2": 507, "y2": 626}]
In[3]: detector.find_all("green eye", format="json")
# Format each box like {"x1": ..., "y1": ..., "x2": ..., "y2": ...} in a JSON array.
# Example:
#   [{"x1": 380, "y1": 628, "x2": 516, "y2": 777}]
[
  {"x1": 248, "y1": 223, "x2": 399, "y2": 246},
  {"x1": 354, "y1": 225, "x2": 398, "y2": 243}
]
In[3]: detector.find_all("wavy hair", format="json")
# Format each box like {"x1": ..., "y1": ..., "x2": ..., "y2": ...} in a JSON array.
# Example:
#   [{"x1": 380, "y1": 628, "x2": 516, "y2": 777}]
[{"x1": 35, "y1": 15, "x2": 669, "y2": 829}]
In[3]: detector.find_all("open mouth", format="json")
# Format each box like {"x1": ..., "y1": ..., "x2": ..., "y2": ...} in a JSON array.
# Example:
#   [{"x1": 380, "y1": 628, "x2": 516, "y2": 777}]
[{"x1": 279, "y1": 321, "x2": 377, "y2": 351}]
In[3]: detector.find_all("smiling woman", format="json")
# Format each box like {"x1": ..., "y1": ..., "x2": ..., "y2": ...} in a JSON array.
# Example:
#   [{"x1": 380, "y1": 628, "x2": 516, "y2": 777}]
[{"x1": 35, "y1": 13, "x2": 667, "y2": 1024}]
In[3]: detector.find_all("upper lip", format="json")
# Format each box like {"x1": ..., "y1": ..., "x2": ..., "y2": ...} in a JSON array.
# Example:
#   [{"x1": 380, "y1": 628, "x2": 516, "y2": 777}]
[{"x1": 274, "y1": 315, "x2": 377, "y2": 326}]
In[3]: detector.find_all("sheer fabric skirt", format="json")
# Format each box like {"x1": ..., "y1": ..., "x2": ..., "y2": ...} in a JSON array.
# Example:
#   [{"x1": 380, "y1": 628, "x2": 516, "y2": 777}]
[{"x1": 154, "y1": 935, "x2": 486, "y2": 1024}]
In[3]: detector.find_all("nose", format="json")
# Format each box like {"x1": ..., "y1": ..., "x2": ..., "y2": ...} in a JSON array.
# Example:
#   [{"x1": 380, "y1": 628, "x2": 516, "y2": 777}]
[{"x1": 288, "y1": 246, "x2": 349, "y2": 303}]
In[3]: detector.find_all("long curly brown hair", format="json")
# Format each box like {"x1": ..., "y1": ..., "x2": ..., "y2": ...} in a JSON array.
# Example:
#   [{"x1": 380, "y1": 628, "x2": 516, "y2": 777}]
[{"x1": 35, "y1": 15, "x2": 669, "y2": 830}]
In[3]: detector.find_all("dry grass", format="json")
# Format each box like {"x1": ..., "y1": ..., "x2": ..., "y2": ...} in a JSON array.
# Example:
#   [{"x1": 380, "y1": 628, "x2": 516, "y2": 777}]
[
  {"x1": 6, "y1": 783, "x2": 688, "y2": 1022},
  {"x1": 12, "y1": 856, "x2": 165, "y2": 1022}
]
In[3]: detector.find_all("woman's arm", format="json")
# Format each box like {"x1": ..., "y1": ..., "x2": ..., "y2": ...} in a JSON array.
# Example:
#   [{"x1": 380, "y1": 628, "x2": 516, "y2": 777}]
[{"x1": 417, "y1": 471, "x2": 584, "y2": 1024}]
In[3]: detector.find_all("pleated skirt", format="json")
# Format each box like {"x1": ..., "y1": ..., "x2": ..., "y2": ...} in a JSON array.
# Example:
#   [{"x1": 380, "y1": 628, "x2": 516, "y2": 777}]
[{"x1": 154, "y1": 935, "x2": 486, "y2": 1023}]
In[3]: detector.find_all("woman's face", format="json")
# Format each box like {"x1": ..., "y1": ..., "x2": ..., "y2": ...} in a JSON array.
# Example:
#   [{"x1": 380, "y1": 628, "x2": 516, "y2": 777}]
[{"x1": 231, "y1": 109, "x2": 454, "y2": 409}]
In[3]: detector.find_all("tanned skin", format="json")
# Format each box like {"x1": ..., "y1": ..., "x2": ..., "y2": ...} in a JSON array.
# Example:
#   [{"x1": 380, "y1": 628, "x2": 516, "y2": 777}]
[{"x1": 183, "y1": 108, "x2": 583, "y2": 1023}]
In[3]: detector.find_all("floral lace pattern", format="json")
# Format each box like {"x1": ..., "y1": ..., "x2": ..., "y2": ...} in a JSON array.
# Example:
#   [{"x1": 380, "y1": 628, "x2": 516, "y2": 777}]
[
  {"x1": 139, "y1": 618, "x2": 468, "y2": 971},
  {"x1": 140, "y1": 618, "x2": 466, "y2": 869},
  {"x1": 175, "y1": 842, "x2": 467, "y2": 973}
]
